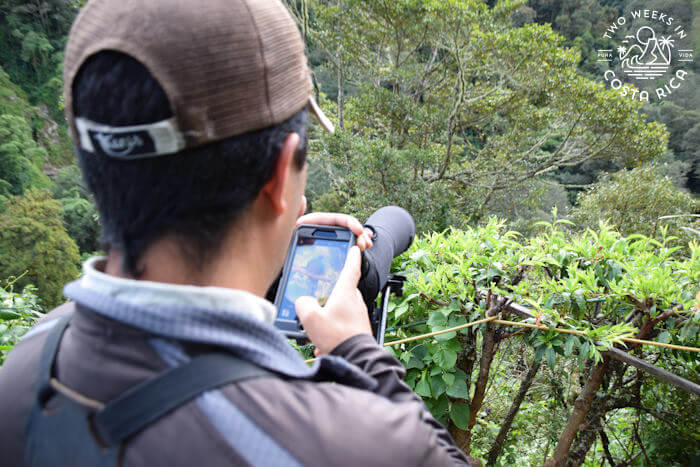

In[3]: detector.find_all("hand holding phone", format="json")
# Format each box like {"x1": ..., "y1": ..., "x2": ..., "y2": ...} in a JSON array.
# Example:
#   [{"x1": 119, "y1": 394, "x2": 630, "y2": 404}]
[
  {"x1": 274, "y1": 225, "x2": 357, "y2": 338},
  {"x1": 295, "y1": 246, "x2": 372, "y2": 355},
  {"x1": 272, "y1": 208, "x2": 415, "y2": 349}
]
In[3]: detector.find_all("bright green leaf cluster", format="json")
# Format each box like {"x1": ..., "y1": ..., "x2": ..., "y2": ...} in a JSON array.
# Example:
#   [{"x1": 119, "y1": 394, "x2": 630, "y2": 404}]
[
  {"x1": 0, "y1": 279, "x2": 44, "y2": 365},
  {"x1": 386, "y1": 218, "x2": 698, "y2": 420}
]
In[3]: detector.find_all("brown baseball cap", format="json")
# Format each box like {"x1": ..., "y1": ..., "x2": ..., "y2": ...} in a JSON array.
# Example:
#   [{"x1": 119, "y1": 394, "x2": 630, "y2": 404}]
[{"x1": 63, "y1": 0, "x2": 334, "y2": 159}]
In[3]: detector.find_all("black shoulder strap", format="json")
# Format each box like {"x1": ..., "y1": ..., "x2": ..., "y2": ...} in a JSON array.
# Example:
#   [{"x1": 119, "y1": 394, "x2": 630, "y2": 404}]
[
  {"x1": 36, "y1": 314, "x2": 73, "y2": 406},
  {"x1": 93, "y1": 351, "x2": 277, "y2": 446},
  {"x1": 36, "y1": 311, "x2": 279, "y2": 447}
]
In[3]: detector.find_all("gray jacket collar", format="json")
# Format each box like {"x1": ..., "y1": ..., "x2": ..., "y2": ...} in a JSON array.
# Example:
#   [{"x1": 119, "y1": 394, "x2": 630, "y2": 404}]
[{"x1": 78, "y1": 257, "x2": 277, "y2": 324}]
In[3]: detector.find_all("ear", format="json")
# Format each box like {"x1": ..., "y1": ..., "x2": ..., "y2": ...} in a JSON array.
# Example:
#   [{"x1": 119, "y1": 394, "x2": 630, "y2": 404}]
[{"x1": 261, "y1": 132, "x2": 300, "y2": 215}]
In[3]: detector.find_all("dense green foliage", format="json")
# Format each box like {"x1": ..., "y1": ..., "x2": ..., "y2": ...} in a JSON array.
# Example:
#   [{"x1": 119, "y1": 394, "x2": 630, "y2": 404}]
[
  {"x1": 0, "y1": 188, "x2": 80, "y2": 308},
  {"x1": 572, "y1": 165, "x2": 699, "y2": 239},
  {"x1": 52, "y1": 165, "x2": 100, "y2": 253},
  {"x1": 0, "y1": 0, "x2": 78, "y2": 116},
  {"x1": 295, "y1": 0, "x2": 698, "y2": 232},
  {"x1": 386, "y1": 220, "x2": 699, "y2": 464},
  {"x1": 0, "y1": 2, "x2": 99, "y2": 308},
  {"x1": 0, "y1": 0, "x2": 75, "y2": 165},
  {"x1": 0, "y1": 67, "x2": 52, "y2": 204},
  {"x1": 528, "y1": 0, "x2": 700, "y2": 195},
  {"x1": 299, "y1": 0, "x2": 671, "y2": 232},
  {"x1": 0, "y1": 278, "x2": 43, "y2": 364}
]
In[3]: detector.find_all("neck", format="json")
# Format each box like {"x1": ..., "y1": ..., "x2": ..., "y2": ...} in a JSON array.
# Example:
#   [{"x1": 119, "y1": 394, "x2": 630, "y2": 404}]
[{"x1": 105, "y1": 221, "x2": 281, "y2": 297}]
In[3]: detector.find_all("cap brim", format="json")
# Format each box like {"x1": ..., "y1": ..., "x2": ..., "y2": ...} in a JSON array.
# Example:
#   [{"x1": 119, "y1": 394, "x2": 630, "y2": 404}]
[{"x1": 308, "y1": 96, "x2": 335, "y2": 134}]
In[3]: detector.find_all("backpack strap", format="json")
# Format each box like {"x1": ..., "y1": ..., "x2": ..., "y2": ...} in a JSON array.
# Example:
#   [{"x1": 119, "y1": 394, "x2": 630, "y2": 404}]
[
  {"x1": 93, "y1": 351, "x2": 277, "y2": 446},
  {"x1": 35, "y1": 314, "x2": 73, "y2": 406},
  {"x1": 33, "y1": 311, "x2": 279, "y2": 447}
]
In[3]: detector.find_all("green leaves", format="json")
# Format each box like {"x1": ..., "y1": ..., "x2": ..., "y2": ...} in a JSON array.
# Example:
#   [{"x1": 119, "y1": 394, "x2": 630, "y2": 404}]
[
  {"x1": 572, "y1": 289, "x2": 586, "y2": 313},
  {"x1": 430, "y1": 374, "x2": 447, "y2": 397},
  {"x1": 545, "y1": 347, "x2": 557, "y2": 371},
  {"x1": 532, "y1": 336, "x2": 560, "y2": 371},
  {"x1": 307, "y1": 0, "x2": 671, "y2": 233},
  {"x1": 572, "y1": 166, "x2": 698, "y2": 244},
  {"x1": 428, "y1": 311, "x2": 468, "y2": 342},
  {"x1": 446, "y1": 370, "x2": 470, "y2": 398},
  {"x1": 0, "y1": 189, "x2": 81, "y2": 308},
  {"x1": 381, "y1": 207, "x2": 697, "y2": 466},
  {"x1": 442, "y1": 371, "x2": 455, "y2": 386},
  {"x1": 0, "y1": 310, "x2": 21, "y2": 321},
  {"x1": 449, "y1": 403, "x2": 470, "y2": 430},
  {"x1": 427, "y1": 308, "x2": 447, "y2": 329},
  {"x1": 433, "y1": 348, "x2": 458, "y2": 369},
  {"x1": 0, "y1": 281, "x2": 44, "y2": 364},
  {"x1": 564, "y1": 335, "x2": 579, "y2": 357},
  {"x1": 390, "y1": 219, "x2": 697, "y2": 380},
  {"x1": 415, "y1": 371, "x2": 432, "y2": 397}
]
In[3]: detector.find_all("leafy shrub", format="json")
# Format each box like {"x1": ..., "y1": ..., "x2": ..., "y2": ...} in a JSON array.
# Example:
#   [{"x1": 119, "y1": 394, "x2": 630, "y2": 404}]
[
  {"x1": 59, "y1": 196, "x2": 100, "y2": 254},
  {"x1": 52, "y1": 165, "x2": 89, "y2": 200},
  {"x1": 384, "y1": 219, "x2": 699, "y2": 463},
  {"x1": 52, "y1": 165, "x2": 102, "y2": 254},
  {"x1": 0, "y1": 188, "x2": 80, "y2": 308},
  {"x1": 572, "y1": 165, "x2": 698, "y2": 240},
  {"x1": 0, "y1": 278, "x2": 43, "y2": 364}
]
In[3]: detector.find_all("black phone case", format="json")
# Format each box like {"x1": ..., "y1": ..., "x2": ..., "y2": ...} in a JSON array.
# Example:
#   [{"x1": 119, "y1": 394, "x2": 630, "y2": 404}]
[{"x1": 273, "y1": 224, "x2": 356, "y2": 339}]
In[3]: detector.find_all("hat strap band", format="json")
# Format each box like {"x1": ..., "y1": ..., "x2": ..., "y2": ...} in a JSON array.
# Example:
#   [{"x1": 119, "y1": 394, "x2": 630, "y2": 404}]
[{"x1": 75, "y1": 117, "x2": 186, "y2": 159}]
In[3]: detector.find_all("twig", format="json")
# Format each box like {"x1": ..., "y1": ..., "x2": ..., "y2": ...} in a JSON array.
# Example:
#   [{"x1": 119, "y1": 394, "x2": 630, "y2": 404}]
[
  {"x1": 633, "y1": 421, "x2": 651, "y2": 466},
  {"x1": 418, "y1": 291, "x2": 449, "y2": 307},
  {"x1": 385, "y1": 316, "x2": 498, "y2": 347}
]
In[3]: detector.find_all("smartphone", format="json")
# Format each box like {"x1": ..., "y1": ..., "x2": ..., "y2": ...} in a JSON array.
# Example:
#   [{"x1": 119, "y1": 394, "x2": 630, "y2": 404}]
[{"x1": 274, "y1": 224, "x2": 356, "y2": 339}]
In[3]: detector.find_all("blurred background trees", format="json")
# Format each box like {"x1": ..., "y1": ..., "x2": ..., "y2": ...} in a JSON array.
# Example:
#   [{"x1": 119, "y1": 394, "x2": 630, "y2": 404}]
[
  {"x1": 0, "y1": 188, "x2": 79, "y2": 308},
  {"x1": 572, "y1": 165, "x2": 698, "y2": 239},
  {"x1": 289, "y1": 0, "x2": 696, "y2": 238}
]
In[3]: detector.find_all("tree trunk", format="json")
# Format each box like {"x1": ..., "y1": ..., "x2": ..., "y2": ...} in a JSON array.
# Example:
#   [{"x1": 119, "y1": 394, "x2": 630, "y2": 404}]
[
  {"x1": 567, "y1": 411, "x2": 603, "y2": 466},
  {"x1": 456, "y1": 327, "x2": 477, "y2": 400},
  {"x1": 450, "y1": 328, "x2": 477, "y2": 451},
  {"x1": 486, "y1": 356, "x2": 542, "y2": 465},
  {"x1": 337, "y1": 62, "x2": 344, "y2": 130},
  {"x1": 458, "y1": 322, "x2": 498, "y2": 455},
  {"x1": 544, "y1": 359, "x2": 608, "y2": 467},
  {"x1": 599, "y1": 429, "x2": 616, "y2": 467}
]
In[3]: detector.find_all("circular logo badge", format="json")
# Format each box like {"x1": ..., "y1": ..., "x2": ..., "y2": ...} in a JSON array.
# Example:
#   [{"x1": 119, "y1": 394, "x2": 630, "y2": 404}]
[{"x1": 597, "y1": 9, "x2": 694, "y2": 101}]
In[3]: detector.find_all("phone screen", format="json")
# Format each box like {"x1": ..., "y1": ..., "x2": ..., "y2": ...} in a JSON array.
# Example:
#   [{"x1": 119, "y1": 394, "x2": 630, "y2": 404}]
[{"x1": 277, "y1": 236, "x2": 350, "y2": 322}]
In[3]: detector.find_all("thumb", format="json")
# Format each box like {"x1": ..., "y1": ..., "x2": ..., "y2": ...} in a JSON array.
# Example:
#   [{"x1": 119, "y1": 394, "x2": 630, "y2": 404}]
[
  {"x1": 295, "y1": 295, "x2": 321, "y2": 327},
  {"x1": 334, "y1": 246, "x2": 362, "y2": 291}
]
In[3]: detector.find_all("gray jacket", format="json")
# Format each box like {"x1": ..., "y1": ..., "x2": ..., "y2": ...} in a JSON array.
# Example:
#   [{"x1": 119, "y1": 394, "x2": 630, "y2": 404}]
[{"x1": 0, "y1": 275, "x2": 468, "y2": 466}]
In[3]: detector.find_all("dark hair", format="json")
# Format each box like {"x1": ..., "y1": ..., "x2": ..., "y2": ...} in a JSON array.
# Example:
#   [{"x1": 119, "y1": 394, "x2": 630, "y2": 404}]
[{"x1": 72, "y1": 51, "x2": 308, "y2": 276}]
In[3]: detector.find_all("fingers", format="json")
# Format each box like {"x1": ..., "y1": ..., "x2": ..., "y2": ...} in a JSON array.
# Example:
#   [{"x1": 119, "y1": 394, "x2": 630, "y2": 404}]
[
  {"x1": 296, "y1": 212, "x2": 364, "y2": 236},
  {"x1": 334, "y1": 246, "x2": 362, "y2": 291},
  {"x1": 356, "y1": 231, "x2": 373, "y2": 251},
  {"x1": 295, "y1": 295, "x2": 321, "y2": 328},
  {"x1": 360, "y1": 227, "x2": 374, "y2": 250},
  {"x1": 295, "y1": 212, "x2": 373, "y2": 250}
]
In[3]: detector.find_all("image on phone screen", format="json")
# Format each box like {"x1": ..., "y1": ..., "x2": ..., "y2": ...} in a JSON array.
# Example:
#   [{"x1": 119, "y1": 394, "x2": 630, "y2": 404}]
[{"x1": 277, "y1": 237, "x2": 350, "y2": 322}]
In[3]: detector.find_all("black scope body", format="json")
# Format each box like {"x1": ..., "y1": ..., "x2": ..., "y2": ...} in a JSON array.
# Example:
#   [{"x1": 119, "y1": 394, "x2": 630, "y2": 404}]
[{"x1": 358, "y1": 206, "x2": 416, "y2": 307}]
